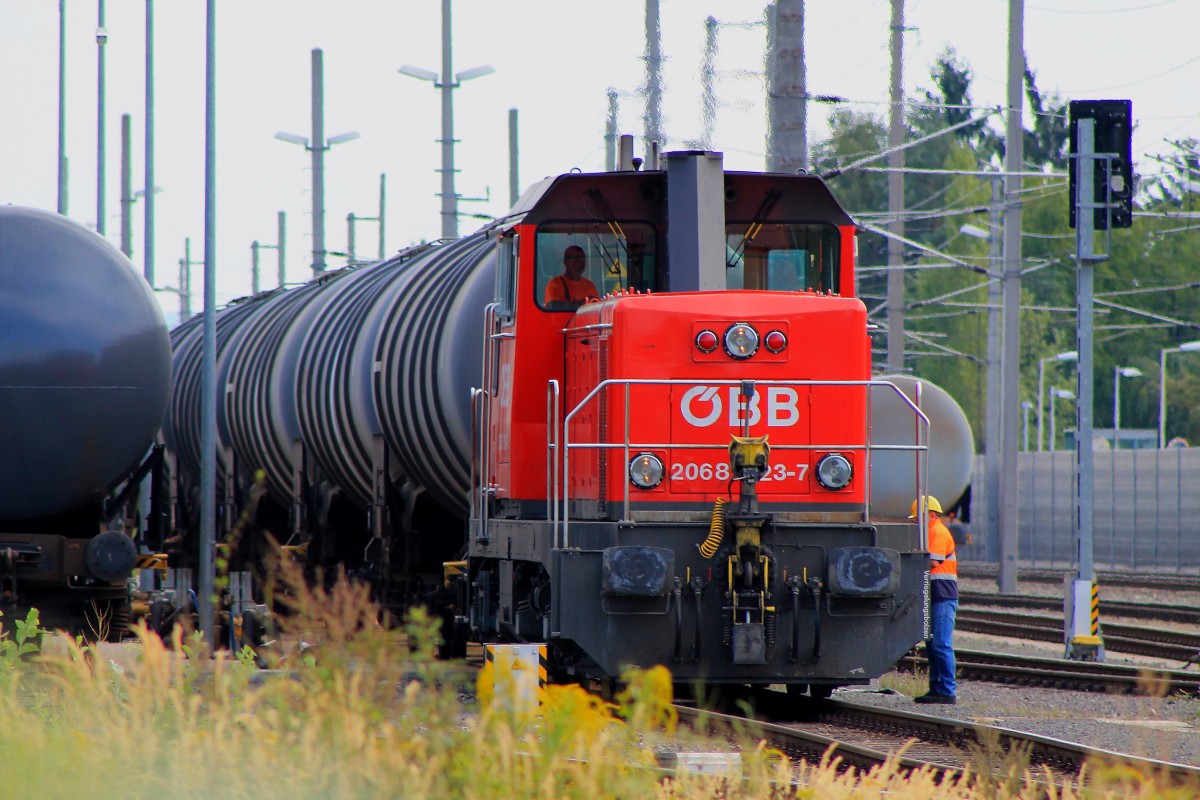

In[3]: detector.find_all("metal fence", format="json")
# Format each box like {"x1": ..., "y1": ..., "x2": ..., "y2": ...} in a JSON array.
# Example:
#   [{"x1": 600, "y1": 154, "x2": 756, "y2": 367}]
[{"x1": 958, "y1": 449, "x2": 1200, "y2": 573}]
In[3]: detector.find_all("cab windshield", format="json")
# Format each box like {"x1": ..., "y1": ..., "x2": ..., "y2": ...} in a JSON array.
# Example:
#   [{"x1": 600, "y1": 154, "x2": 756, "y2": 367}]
[
  {"x1": 725, "y1": 222, "x2": 840, "y2": 294},
  {"x1": 536, "y1": 222, "x2": 658, "y2": 310}
]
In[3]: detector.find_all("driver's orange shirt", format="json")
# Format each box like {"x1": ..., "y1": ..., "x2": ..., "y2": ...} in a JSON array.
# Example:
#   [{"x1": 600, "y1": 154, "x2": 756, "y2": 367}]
[{"x1": 544, "y1": 274, "x2": 598, "y2": 304}]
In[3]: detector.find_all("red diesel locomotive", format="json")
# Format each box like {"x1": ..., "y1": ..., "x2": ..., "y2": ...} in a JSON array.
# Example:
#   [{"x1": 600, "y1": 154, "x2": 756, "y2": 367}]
[
  {"x1": 451, "y1": 150, "x2": 934, "y2": 693},
  {"x1": 164, "y1": 149, "x2": 956, "y2": 694}
]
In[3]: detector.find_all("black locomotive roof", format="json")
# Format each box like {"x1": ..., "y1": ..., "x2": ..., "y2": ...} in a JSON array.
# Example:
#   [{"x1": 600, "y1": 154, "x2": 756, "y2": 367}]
[{"x1": 509, "y1": 166, "x2": 854, "y2": 228}]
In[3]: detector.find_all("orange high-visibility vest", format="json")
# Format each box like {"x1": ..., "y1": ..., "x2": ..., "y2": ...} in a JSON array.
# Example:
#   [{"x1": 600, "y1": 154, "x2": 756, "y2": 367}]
[{"x1": 928, "y1": 514, "x2": 958, "y2": 597}]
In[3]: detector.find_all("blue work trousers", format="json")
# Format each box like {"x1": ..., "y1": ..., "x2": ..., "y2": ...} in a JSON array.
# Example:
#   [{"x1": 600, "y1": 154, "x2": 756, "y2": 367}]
[{"x1": 926, "y1": 598, "x2": 958, "y2": 697}]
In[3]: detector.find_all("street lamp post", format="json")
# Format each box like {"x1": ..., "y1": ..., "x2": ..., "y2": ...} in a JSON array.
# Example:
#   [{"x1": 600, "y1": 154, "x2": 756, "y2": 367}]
[
  {"x1": 1038, "y1": 350, "x2": 1078, "y2": 452},
  {"x1": 1159, "y1": 341, "x2": 1200, "y2": 448},
  {"x1": 1049, "y1": 388, "x2": 1075, "y2": 452},
  {"x1": 1113, "y1": 366, "x2": 1143, "y2": 450},
  {"x1": 276, "y1": 49, "x2": 359, "y2": 278},
  {"x1": 398, "y1": 0, "x2": 493, "y2": 240}
]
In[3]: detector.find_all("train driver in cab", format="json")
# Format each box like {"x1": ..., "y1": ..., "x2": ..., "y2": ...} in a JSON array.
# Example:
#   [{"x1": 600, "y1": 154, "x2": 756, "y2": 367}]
[{"x1": 544, "y1": 245, "x2": 599, "y2": 308}]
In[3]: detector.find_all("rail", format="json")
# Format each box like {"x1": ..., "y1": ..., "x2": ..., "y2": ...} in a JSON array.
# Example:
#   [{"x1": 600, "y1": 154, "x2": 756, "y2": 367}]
[{"x1": 552, "y1": 378, "x2": 931, "y2": 550}]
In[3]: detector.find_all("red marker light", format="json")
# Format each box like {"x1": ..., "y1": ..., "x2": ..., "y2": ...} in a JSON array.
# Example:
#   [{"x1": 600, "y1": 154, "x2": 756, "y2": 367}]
[
  {"x1": 695, "y1": 329, "x2": 719, "y2": 353},
  {"x1": 764, "y1": 330, "x2": 787, "y2": 353}
]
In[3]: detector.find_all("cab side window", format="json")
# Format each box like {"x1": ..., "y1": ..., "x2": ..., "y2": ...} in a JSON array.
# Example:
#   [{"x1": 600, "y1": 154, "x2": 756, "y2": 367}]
[{"x1": 496, "y1": 234, "x2": 518, "y2": 321}]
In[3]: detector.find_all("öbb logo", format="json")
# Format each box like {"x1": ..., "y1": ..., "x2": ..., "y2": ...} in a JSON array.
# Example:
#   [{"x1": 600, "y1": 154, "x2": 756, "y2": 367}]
[{"x1": 679, "y1": 386, "x2": 800, "y2": 428}]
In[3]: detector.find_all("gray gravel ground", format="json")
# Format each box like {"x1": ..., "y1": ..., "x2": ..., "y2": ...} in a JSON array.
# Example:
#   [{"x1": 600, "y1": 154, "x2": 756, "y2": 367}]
[{"x1": 837, "y1": 576, "x2": 1200, "y2": 767}]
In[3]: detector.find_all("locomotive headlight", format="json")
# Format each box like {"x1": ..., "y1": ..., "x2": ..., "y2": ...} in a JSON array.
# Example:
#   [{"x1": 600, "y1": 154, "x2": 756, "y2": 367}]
[
  {"x1": 815, "y1": 452, "x2": 853, "y2": 490},
  {"x1": 629, "y1": 453, "x2": 665, "y2": 489},
  {"x1": 723, "y1": 323, "x2": 759, "y2": 359}
]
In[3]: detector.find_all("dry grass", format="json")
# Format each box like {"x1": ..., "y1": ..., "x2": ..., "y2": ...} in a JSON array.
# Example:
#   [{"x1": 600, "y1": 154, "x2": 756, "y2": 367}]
[
  {"x1": 878, "y1": 667, "x2": 928, "y2": 698},
  {"x1": 0, "y1": 567, "x2": 1194, "y2": 799}
]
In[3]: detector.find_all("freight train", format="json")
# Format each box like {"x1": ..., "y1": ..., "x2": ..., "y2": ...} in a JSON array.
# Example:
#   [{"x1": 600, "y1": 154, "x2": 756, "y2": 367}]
[
  {"x1": 0, "y1": 206, "x2": 172, "y2": 638},
  {"x1": 161, "y1": 148, "x2": 972, "y2": 694}
]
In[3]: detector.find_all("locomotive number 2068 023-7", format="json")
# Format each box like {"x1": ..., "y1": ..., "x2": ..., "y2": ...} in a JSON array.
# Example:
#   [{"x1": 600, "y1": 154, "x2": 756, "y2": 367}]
[{"x1": 668, "y1": 461, "x2": 810, "y2": 483}]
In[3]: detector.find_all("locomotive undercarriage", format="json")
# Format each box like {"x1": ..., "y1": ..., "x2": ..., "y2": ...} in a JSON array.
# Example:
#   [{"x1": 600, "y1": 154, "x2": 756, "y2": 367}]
[{"x1": 459, "y1": 515, "x2": 926, "y2": 689}]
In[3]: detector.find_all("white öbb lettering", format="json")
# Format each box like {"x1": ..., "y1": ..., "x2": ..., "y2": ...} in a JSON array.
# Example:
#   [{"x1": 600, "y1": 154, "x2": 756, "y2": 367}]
[{"x1": 680, "y1": 386, "x2": 800, "y2": 428}]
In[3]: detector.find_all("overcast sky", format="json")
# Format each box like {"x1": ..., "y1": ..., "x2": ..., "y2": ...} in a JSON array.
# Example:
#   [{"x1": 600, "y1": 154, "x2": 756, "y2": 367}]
[{"x1": 3, "y1": 0, "x2": 1197, "y2": 318}]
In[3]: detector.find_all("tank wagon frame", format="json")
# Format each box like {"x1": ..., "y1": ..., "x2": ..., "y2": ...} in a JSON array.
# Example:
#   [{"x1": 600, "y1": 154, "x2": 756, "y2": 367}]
[{"x1": 161, "y1": 151, "x2": 963, "y2": 694}]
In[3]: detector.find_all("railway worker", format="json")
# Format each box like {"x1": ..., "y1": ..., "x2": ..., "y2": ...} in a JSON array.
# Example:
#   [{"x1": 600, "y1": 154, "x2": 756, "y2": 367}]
[
  {"x1": 911, "y1": 495, "x2": 958, "y2": 705},
  {"x1": 544, "y1": 245, "x2": 599, "y2": 307}
]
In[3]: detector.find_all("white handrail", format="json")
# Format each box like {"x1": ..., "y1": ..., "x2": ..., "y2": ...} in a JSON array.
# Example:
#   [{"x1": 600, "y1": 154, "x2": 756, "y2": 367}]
[{"x1": 554, "y1": 378, "x2": 931, "y2": 549}]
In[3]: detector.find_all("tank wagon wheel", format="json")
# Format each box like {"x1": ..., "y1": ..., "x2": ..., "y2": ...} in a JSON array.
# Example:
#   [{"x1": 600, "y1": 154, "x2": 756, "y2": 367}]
[
  {"x1": 436, "y1": 613, "x2": 469, "y2": 660},
  {"x1": 239, "y1": 605, "x2": 277, "y2": 668}
]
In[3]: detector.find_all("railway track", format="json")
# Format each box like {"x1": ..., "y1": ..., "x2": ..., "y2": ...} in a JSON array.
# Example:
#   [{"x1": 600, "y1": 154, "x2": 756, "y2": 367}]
[
  {"x1": 956, "y1": 608, "x2": 1200, "y2": 664},
  {"x1": 673, "y1": 698, "x2": 1200, "y2": 789},
  {"x1": 902, "y1": 647, "x2": 1200, "y2": 695},
  {"x1": 959, "y1": 563, "x2": 1200, "y2": 592},
  {"x1": 961, "y1": 590, "x2": 1200, "y2": 625}
]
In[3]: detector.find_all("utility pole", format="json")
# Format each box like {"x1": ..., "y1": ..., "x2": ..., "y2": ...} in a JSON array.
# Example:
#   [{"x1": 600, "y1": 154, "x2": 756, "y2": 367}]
[
  {"x1": 701, "y1": 16, "x2": 717, "y2": 152},
  {"x1": 766, "y1": 0, "x2": 807, "y2": 173},
  {"x1": 252, "y1": 211, "x2": 288, "y2": 291},
  {"x1": 144, "y1": 0, "x2": 156, "y2": 286},
  {"x1": 643, "y1": 0, "x2": 664, "y2": 159},
  {"x1": 311, "y1": 49, "x2": 326, "y2": 273},
  {"x1": 276, "y1": 49, "x2": 360, "y2": 277},
  {"x1": 178, "y1": 237, "x2": 200, "y2": 320},
  {"x1": 508, "y1": 110, "x2": 519, "y2": 208},
  {"x1": 199, "y1": 0, "x2": 217, "y2": 650},
  {"x1": 885, "y1": 0, "x2": 905, "y2": 371},
  {"x1": 397, "y1": 0, "x2": 492, "y2": 239},
  {"x1": 96, "y1": 0, "x2": 108, "y2": 234},
  {"x1": 605, "y1": 89, "x2": 619, "y2": 172},
  {"x1": 276, "y1": 211, "x2": 287, "y2": 286},
  {"x1": 120, "y1": 113, "x2": 134, "y2": 257},
  {"x1": 347, "y1": 175, "x2": 386, "y2": 263},
  {"x1": 983, "y1": 176, "x2": 1003, "y2": 564},
  {"x1": 997, "y1": 0, "x2": 1025, "y2": 594},
  {"x1": 58, "y1": 0, "x2": 68, "y2": 215}
]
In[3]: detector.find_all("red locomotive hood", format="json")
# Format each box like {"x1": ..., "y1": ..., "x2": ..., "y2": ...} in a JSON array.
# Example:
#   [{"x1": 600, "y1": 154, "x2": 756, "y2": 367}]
[{"x1": 567, "y1": 289, "x2": 871, "y2": 382}]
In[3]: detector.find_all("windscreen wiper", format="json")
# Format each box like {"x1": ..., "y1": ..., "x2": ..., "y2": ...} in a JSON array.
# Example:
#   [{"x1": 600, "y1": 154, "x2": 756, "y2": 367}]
[{"x1": 727, "y1": 189, "x2": 781, "y2": 268}]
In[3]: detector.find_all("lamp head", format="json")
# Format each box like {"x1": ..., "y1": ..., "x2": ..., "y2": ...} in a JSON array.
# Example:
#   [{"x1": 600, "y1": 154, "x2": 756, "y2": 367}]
[
  {"x1": 397, "y1": 65, "x2": 439, "y2": 83},
  {"x1": 275, "y1": 132, "x2": 309, "y2": 147},
  {"x1": 326, "y1": 132, "x2": 361, "y2": 147}
]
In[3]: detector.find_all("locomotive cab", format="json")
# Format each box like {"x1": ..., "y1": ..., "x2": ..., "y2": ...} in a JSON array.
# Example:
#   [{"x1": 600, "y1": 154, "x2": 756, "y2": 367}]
[{"x1": 465, "y1": 151, "x2": 933, "y2": 691}]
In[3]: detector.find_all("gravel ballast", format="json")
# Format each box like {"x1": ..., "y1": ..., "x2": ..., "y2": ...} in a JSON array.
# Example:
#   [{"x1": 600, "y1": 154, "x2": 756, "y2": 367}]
[{"x1": 838, "y1": 575, "x2": 1200, "y2": 767}]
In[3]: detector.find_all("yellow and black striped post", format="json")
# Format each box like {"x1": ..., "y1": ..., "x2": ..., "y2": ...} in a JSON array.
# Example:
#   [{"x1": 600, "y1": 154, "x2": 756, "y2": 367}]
[
  {"x1": 482, "y1": 644, "x2": 547, "y2": 717},
  {"x1": 1065, "y1": 578, "x2": 1105, "y2": 661}
]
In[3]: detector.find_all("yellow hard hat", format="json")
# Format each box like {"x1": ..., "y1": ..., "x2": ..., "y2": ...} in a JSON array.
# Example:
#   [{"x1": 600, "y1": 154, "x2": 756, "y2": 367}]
[{"x1": 908, "y1": 496, "x2": 943, "y2": 517}]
